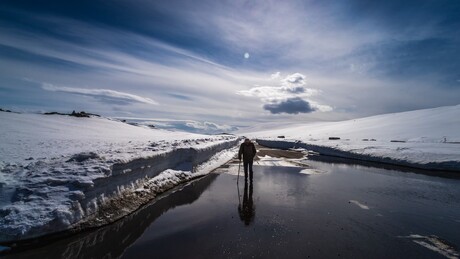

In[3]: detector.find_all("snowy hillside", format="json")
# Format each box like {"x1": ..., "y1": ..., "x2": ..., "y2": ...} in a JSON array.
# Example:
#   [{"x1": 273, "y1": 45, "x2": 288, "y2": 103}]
[
  {"x1": 0, "y1": 112, "x2": 238, "y2": 243},
  {"x1": 242, "y1": 105, "x2": 460, "y2": 171}
]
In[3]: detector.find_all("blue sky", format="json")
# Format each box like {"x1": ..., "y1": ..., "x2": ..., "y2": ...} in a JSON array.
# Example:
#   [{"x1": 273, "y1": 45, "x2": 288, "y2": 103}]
[{"x1": 1, "y1": 0, "x2": 459, "y2": 132}]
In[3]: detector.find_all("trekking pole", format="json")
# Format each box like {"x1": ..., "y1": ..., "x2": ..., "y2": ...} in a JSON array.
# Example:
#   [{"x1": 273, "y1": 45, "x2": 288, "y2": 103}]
[
  {"x1": 237, "y1": 174, "x2": 241, "y2": 206},
  {"x1": 237, "y1": 160, "x2": 241, "y2": 185},
  {"x1": 237, "y1": 159, "x2": 241, "y2": 205}
]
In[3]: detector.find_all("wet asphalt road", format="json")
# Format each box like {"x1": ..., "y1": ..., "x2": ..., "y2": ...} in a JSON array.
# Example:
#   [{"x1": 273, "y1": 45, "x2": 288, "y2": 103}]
[
  {"x1": 3, "y1": 156, "x2": 460, "y2": 259},
  {"x1": 120, "y1": 162, "x2": 460, "y2": 259}
]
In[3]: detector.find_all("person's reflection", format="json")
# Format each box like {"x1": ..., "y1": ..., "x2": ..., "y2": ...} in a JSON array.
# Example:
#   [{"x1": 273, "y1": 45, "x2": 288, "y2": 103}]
[{"x1": 238, "y1": 178, "x2": 255, "y2": 225}]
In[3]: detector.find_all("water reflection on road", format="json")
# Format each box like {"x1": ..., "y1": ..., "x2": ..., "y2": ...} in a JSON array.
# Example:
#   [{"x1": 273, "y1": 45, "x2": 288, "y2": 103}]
[
  {"x1": 121, "y1": 162, "x2": 460, "y2": 259},
  {"x1": 5, "y1": 159, "x2": 460, "y2": 259},
  {"x1": 237, "y1": 177, "x2": 255, "y2": 226},
  {"x1": 4, "y1": 174, "x2": 219, "y2": 259}
]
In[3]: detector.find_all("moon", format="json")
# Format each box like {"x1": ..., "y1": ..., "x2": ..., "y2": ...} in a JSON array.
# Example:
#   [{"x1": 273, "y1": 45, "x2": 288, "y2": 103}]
[{"x1": 244, "y1": 52, "x2": 250, "y2": 59}]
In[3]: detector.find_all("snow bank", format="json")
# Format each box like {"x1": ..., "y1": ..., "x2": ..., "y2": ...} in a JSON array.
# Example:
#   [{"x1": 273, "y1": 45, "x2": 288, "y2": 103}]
[
  {"x1": 0, "y1": 112, "x2": 239, "y2": 243},
  {"x1": 243, "y1": 105, "x2": 460, "y2": 171}
]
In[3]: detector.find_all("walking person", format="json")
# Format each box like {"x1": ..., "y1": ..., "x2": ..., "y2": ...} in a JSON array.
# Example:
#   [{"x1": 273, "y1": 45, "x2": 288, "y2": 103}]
[{"x1": 238, "y1": 138, "x2": 257, "y2": 181}]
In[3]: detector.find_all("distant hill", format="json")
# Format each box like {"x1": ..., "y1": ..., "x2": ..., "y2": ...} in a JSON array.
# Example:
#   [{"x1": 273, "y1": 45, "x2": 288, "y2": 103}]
[{"x1": 243, "y1": 105, "x2": 460, "y2": 143}]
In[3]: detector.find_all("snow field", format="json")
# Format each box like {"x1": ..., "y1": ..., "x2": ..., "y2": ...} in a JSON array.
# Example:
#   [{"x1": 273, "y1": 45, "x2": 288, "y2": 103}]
[
  {"x1": 0, "y1": 112, "x2": 239, "y2": 243},
  {"x1": 256, "y1": 138, "x2": 460, "y2": 172},
  {"x1": 244, "y1": 105, "x2": 460, "y2": 171}
]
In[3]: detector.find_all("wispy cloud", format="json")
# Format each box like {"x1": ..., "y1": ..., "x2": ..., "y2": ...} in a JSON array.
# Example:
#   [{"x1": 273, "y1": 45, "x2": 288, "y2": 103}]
[
  {"x1": 1, "y1": 0, "x2": 459, "y2": 126},
  {"x1": 42, "y1": 83, "x2": 158, "y2": 105}
]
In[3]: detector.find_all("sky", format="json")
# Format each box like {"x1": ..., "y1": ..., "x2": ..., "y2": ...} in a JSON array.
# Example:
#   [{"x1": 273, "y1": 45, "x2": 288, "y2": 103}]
[{"x1": 1, "y1": 0, "x2": 459, "y2": 133}]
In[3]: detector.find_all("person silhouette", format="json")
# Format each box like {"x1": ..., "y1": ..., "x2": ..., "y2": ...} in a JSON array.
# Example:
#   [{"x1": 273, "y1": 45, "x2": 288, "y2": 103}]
[
  {"x1": 238, "y1": 138, "x2": 257, "y2": 181},
  {"x1": 238, "y1": 178, "x2": 255, "y2": 225}
]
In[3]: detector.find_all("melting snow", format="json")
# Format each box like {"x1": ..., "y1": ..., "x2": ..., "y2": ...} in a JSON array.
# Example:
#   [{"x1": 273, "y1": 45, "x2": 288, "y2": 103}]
[
  {"x1": 257, "y1": 155, "x2": 303, "y2": 167},
  {"x1": 0, "y1": 112, "x2": 239, "y2": 242}
]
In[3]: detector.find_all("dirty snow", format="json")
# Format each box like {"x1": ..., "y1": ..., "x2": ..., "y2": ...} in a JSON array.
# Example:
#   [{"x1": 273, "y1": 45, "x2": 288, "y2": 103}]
[
  {"x1": 241, "y1": 105, "x2": 460, "y2": 171},
  {"x1": 0, "y1": 112, "x2": 238, "y2": 242}
]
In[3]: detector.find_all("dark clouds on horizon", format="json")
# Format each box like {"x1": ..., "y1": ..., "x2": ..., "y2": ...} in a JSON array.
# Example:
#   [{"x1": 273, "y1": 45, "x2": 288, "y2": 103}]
[
  {"x1": 0, "y1": 0, "x2": 460, "y2": 128},
  {"x1": 263, "y1": 97, "x2": 316, "y2": 114}
]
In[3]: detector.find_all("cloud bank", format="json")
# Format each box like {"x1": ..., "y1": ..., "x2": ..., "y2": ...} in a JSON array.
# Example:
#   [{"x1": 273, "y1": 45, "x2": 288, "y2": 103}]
[
  {"x1": 42, "y1": 83, "x2": 158, "y2": 105},
  {"x1": 122, "y1": 118, "x2": 239, "y2": 134},
  {"x1": 263, "y1": 97, "x2": 316, "y2": 114}
]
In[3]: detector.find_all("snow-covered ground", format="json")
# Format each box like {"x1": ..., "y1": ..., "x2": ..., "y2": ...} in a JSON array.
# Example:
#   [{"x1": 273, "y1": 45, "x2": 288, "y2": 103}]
[
  {"x1": 0, "y1": 112, "x2": 239, "y2": 243},
  {"x1": 240, "y1": 105, "x2": 460, "y2": 171},
  {"x1": 1, "y1": 105, "x2": 459, "y2": 245}
]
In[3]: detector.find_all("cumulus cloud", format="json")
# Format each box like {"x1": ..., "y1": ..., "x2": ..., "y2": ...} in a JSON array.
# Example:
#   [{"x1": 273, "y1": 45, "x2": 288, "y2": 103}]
[
  {"x1": 282, "y1": 73, "x2": 306, "y2": 85},
  {"x1": 237, "y1": 72, "x2": 332, "y2": 114},
  {"x1": 42, "y1": 83, "x2": 158, "y2": 105},
  {"x1": 238, "y1": 85, "x2": 319, "y2": 101},
  {"x1": 239, "y1": 73, "x2": 318, "y2": 99},
  {"x1": 270, "y1": 72, "x2": 281, "y2": 80},
  {"x1": 263, "y1": 97, "x2": 316, "y2": 114}
]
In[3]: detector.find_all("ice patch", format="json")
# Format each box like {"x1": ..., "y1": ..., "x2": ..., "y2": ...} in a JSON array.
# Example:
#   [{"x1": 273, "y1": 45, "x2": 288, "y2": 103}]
[
  {"x1": 349, "y1": 200, "x2": 370, "y2": 210},
  {"x1": 257, "y1": 155, "x2": 304, "y2": 167},
  {"x1": 299, "y1": 168, "x2": 324, "y2": 175},
  {"x1": 218, "y1": 157, "x2": 323, "y2": 176},
  {"x1": 399, "y1": 234, "x2": 459, "y2": 259}
]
